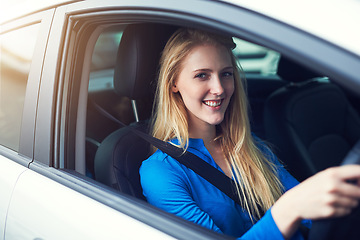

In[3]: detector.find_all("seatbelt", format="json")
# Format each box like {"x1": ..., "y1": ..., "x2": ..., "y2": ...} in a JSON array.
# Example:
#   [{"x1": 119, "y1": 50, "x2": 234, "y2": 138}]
[{"x1": 93, "y1": 102, "x2": 253, "y2": 211}]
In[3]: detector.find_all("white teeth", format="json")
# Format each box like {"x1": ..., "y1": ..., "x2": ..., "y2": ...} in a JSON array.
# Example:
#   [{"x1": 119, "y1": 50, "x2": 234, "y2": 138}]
[{"x1": 204, "y1": 100, "x2": 221, "y2": 107}]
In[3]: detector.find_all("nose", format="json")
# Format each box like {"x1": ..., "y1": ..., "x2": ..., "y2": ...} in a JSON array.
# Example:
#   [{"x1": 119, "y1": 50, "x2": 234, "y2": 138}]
[{"x1": 209, "y1": 75, "x2": 225, "y2": 96}]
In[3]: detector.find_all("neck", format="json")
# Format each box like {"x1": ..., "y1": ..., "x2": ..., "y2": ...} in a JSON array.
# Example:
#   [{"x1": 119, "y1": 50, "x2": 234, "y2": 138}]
[{"x1": 188, "y1": 122, "x2": 217, "y2": 146}]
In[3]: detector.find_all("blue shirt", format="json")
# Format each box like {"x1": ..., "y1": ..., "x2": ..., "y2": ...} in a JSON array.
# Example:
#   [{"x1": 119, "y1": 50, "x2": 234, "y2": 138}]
[{"x1": 140, "y1": 138, "x2": 309, "y2": 239}]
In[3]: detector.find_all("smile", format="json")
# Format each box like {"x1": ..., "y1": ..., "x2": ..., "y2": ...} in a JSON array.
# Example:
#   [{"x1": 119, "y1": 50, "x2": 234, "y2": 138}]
[{"x1": 203, "y1": 99, "x2": 222, "y2": 107}]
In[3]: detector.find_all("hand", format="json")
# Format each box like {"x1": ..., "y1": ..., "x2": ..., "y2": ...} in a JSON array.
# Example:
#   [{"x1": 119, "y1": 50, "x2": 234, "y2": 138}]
[{"x1": 272, "y1": 165, "x2": 360, "y2": 239}]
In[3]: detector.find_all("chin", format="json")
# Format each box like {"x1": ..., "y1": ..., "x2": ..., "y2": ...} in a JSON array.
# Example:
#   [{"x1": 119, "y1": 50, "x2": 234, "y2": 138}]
[{"x1": 208, "y1": 117, "x2": 224, "y2": 126}]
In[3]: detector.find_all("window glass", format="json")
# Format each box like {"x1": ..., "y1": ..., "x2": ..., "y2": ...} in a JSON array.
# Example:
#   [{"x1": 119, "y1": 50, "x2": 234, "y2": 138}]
[
  {"x1": 86, "y1": 27, "x2": 133, "y2": 178},
  {"x1": 89, "y1": 29, "x2": 123, "y2": 92},
  {"x1": 0, "y1": 23, "x2": 40, "y2": 151},
  {"x1": 233, "y1": 38, "x2": 280, "y2": 75}
]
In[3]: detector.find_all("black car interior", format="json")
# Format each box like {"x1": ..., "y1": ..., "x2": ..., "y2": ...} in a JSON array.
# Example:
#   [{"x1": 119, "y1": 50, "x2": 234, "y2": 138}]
[
  {"x1": 93, "y1": 24, "x2": 177, "y2": 200},
  {"x1": 85, "y1": 23, "x2": 360, "y2": 200},
  {"x1": 264, "y1": 57, "x2": 360, "y2": 181}
]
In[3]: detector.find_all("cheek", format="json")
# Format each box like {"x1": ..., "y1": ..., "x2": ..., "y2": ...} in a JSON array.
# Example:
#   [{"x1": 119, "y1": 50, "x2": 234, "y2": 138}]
[
  {"x1": 225, "y1": 79, "x2": 235, "y2": 97},
  {"x1": 178, "y1": 82, "x2": 206, "y2": 100},
  {"x1": 181, "y1": 90, "x2": 203, "y2": 107}
]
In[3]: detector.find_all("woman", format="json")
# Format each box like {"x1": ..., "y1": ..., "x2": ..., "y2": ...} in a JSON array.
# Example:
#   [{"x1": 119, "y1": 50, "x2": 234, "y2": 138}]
[{"x1": 140, "y1": 28, "x2": 360, "y2": 239}]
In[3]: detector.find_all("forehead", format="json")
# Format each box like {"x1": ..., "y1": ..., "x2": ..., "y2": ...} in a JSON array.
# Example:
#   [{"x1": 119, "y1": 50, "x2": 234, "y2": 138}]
[{"x1": 182, "y1": 43, "x2": 232, "y2": 70}]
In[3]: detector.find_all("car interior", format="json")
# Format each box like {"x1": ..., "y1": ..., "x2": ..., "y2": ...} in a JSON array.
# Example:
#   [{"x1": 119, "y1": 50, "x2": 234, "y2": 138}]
[
  {"x1": 83, "y1": 22, "x2": 360, "y2": 201},
  {"x1": 265, "y1": 57, "x2": 360, "y2": 181}
]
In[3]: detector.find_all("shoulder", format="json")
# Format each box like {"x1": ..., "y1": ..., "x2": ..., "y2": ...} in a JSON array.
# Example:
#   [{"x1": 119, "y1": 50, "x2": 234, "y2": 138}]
[
  {"x1": 140, "y1": 149, "x2": 192, "y2": 200},
  {"x1": 140, "y1": 149, "x2": 186, "y2": 185},
  {"x1": 141, "y1": 149, "x2": 180, "y2": 172}
]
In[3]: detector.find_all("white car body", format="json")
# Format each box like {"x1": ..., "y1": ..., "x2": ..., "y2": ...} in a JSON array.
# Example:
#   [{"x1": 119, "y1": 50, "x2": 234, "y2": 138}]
[{"x1": 1, "y1": 0, "x2": 359, "y2": 239}]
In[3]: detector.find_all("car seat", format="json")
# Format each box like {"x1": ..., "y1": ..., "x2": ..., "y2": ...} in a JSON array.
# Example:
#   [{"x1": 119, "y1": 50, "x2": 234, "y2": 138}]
[
  {"x1": 264, "y1": 57, "x2": 360, "y2": 181},
  {"x1": 94, "y1": 23, "x2": 177, "y2": 200}
]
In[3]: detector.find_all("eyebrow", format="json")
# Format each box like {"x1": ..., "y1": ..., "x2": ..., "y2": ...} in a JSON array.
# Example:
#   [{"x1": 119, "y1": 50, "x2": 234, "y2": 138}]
[{"x1": 193, "y1": 66, "x2": 233, "y2": 73}]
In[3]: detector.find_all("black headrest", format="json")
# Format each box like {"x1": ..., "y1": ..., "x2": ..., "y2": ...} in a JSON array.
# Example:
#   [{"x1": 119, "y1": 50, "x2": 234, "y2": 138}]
[
  {"x1": 277, "y1": 56, "x2": 319, "y2": 83},
  {"x1": 114, "y1": 24, "x2": 177, "y2": 100}
]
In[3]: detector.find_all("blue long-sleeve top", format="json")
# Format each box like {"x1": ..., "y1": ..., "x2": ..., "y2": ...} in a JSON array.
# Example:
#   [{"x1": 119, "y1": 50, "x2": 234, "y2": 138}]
[{"x1": 140, "y1": 138, "x2": 310, "y2": 239}]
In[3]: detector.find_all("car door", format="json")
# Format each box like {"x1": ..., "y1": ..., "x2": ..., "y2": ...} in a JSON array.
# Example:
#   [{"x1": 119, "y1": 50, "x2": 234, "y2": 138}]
[
  {"x1": 0, "y1": 4, "x2": 175, "y2": 240},
  {"x1": 0, "y1": 9, "x2": 53, "y2": 239},
  {"x1": 2, "y1": 1, "x2": 230, "y2": 239}
]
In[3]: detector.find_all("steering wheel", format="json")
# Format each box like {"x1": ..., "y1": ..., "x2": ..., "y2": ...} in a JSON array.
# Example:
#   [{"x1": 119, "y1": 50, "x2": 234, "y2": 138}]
[{"x1": 308, "y1": 140, "x2": 360, "y2": 240}]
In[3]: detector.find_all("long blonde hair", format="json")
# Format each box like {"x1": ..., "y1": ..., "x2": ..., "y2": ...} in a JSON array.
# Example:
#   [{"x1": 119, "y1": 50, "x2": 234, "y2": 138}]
[{"x1": 152, "y1": 28, "x2": 283, "y2": 220}]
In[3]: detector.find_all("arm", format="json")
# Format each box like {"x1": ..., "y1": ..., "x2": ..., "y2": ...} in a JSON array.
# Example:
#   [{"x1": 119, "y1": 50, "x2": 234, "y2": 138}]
[
  {"x1": 141, "y1": 148, "x2": 308, "y2": 239},
  {"x1": 238, "y1": 149, "x2": 305, "y2": 240},
  {"x1": 272, "y1": 165, "x2": 360, "y2": 239},
  {"x1": 141, "y1": 154, "x2": 293, "y2": 239},
  {"x1": 260, "y1": 140, "x2": 360, "y2": 238}
]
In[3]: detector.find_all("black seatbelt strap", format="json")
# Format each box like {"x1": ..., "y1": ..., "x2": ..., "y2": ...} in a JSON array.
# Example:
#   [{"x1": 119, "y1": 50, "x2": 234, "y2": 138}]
[{"x1": 93, "y1": 103, "x2": 244, "y2": 207}]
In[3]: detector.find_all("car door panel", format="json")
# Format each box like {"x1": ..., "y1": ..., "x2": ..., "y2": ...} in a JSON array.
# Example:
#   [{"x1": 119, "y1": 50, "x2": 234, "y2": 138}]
[
  {"x1": 4, "y1": 168, "x2": 174, "y2": 240},
  {"x1": 0, "y1": 156, "x2": 27, "y2": 239}
]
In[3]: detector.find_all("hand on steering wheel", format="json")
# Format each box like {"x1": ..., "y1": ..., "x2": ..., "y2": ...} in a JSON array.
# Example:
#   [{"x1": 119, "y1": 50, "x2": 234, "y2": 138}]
[
  {"x1": 308, "y1": 140, "x2": 360, "y2": 240},
  {"x1": 272, "y1": 140, "x2": 360, "y2": 239}
]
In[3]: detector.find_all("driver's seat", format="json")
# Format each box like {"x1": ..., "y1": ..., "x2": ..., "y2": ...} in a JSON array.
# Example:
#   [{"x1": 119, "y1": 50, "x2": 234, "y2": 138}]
[{"x1": 94, "y1": 24, "x2": 177, "y2": 200}]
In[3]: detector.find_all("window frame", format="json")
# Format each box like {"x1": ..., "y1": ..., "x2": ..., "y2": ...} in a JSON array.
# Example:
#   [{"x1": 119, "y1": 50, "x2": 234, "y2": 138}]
[{"x1": 0, "y1": 9, "x2": 55, "y2": 165}]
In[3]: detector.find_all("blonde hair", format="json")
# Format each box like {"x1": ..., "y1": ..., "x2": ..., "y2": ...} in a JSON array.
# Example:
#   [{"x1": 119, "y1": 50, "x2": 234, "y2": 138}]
[{"x1": 152, "y1": 28, "x2": 283, "y2": 220}]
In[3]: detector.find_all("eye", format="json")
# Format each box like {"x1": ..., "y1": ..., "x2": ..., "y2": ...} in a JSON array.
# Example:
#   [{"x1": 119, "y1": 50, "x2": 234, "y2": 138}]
[
  {"x1": 195, "y1": 72, "x2": 208, "y2": 79},
  {"x1": 222, "y1": 71, "x2": 233, "y2": 78}
]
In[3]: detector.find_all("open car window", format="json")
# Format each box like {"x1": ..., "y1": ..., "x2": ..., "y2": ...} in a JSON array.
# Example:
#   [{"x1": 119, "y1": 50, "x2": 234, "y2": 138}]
[{"x1": 83, "y1": 27, "x2": 282, "y2": 179}]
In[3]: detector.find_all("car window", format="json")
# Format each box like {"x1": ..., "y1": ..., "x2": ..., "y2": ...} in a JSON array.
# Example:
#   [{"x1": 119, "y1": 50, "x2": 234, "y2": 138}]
[
  {"x1": 233, "y1": 38, "x2": 280, "y2": 75},
  {"x1": 0, "y1": 23, "x2": 40, "y2": 151},
  {"x1": 85, "y1": 26, "x2": 134, "y2": 177}
]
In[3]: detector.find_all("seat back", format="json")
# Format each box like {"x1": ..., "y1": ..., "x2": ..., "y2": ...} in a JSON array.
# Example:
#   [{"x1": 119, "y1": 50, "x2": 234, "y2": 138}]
[
  {"x1": 95, "y1": 121, "x2": 150, "y2": 200},
  {"x1": 94, "y1": 23, "x2": 177, "y2": 199},
  {"x1": 264, "y1": 57, "x2": 360, "y2": 181}
]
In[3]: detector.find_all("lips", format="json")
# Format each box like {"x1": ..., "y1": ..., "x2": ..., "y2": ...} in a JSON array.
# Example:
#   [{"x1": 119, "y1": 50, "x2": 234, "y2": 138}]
[{"x1": 203, "y1": 99, "x2": 222, "y2": 107}]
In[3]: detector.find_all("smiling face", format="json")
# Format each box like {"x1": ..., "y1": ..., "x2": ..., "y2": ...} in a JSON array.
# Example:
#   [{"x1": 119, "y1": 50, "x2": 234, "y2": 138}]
[{"x1": 172, "y1": 44, "x2": 235, "y2": 131}]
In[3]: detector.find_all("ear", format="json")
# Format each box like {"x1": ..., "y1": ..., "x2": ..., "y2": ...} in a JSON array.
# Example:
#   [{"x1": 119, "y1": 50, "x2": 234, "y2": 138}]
[{"x1": 172, "y1": 84, "x2": 179, "y2": 93}]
